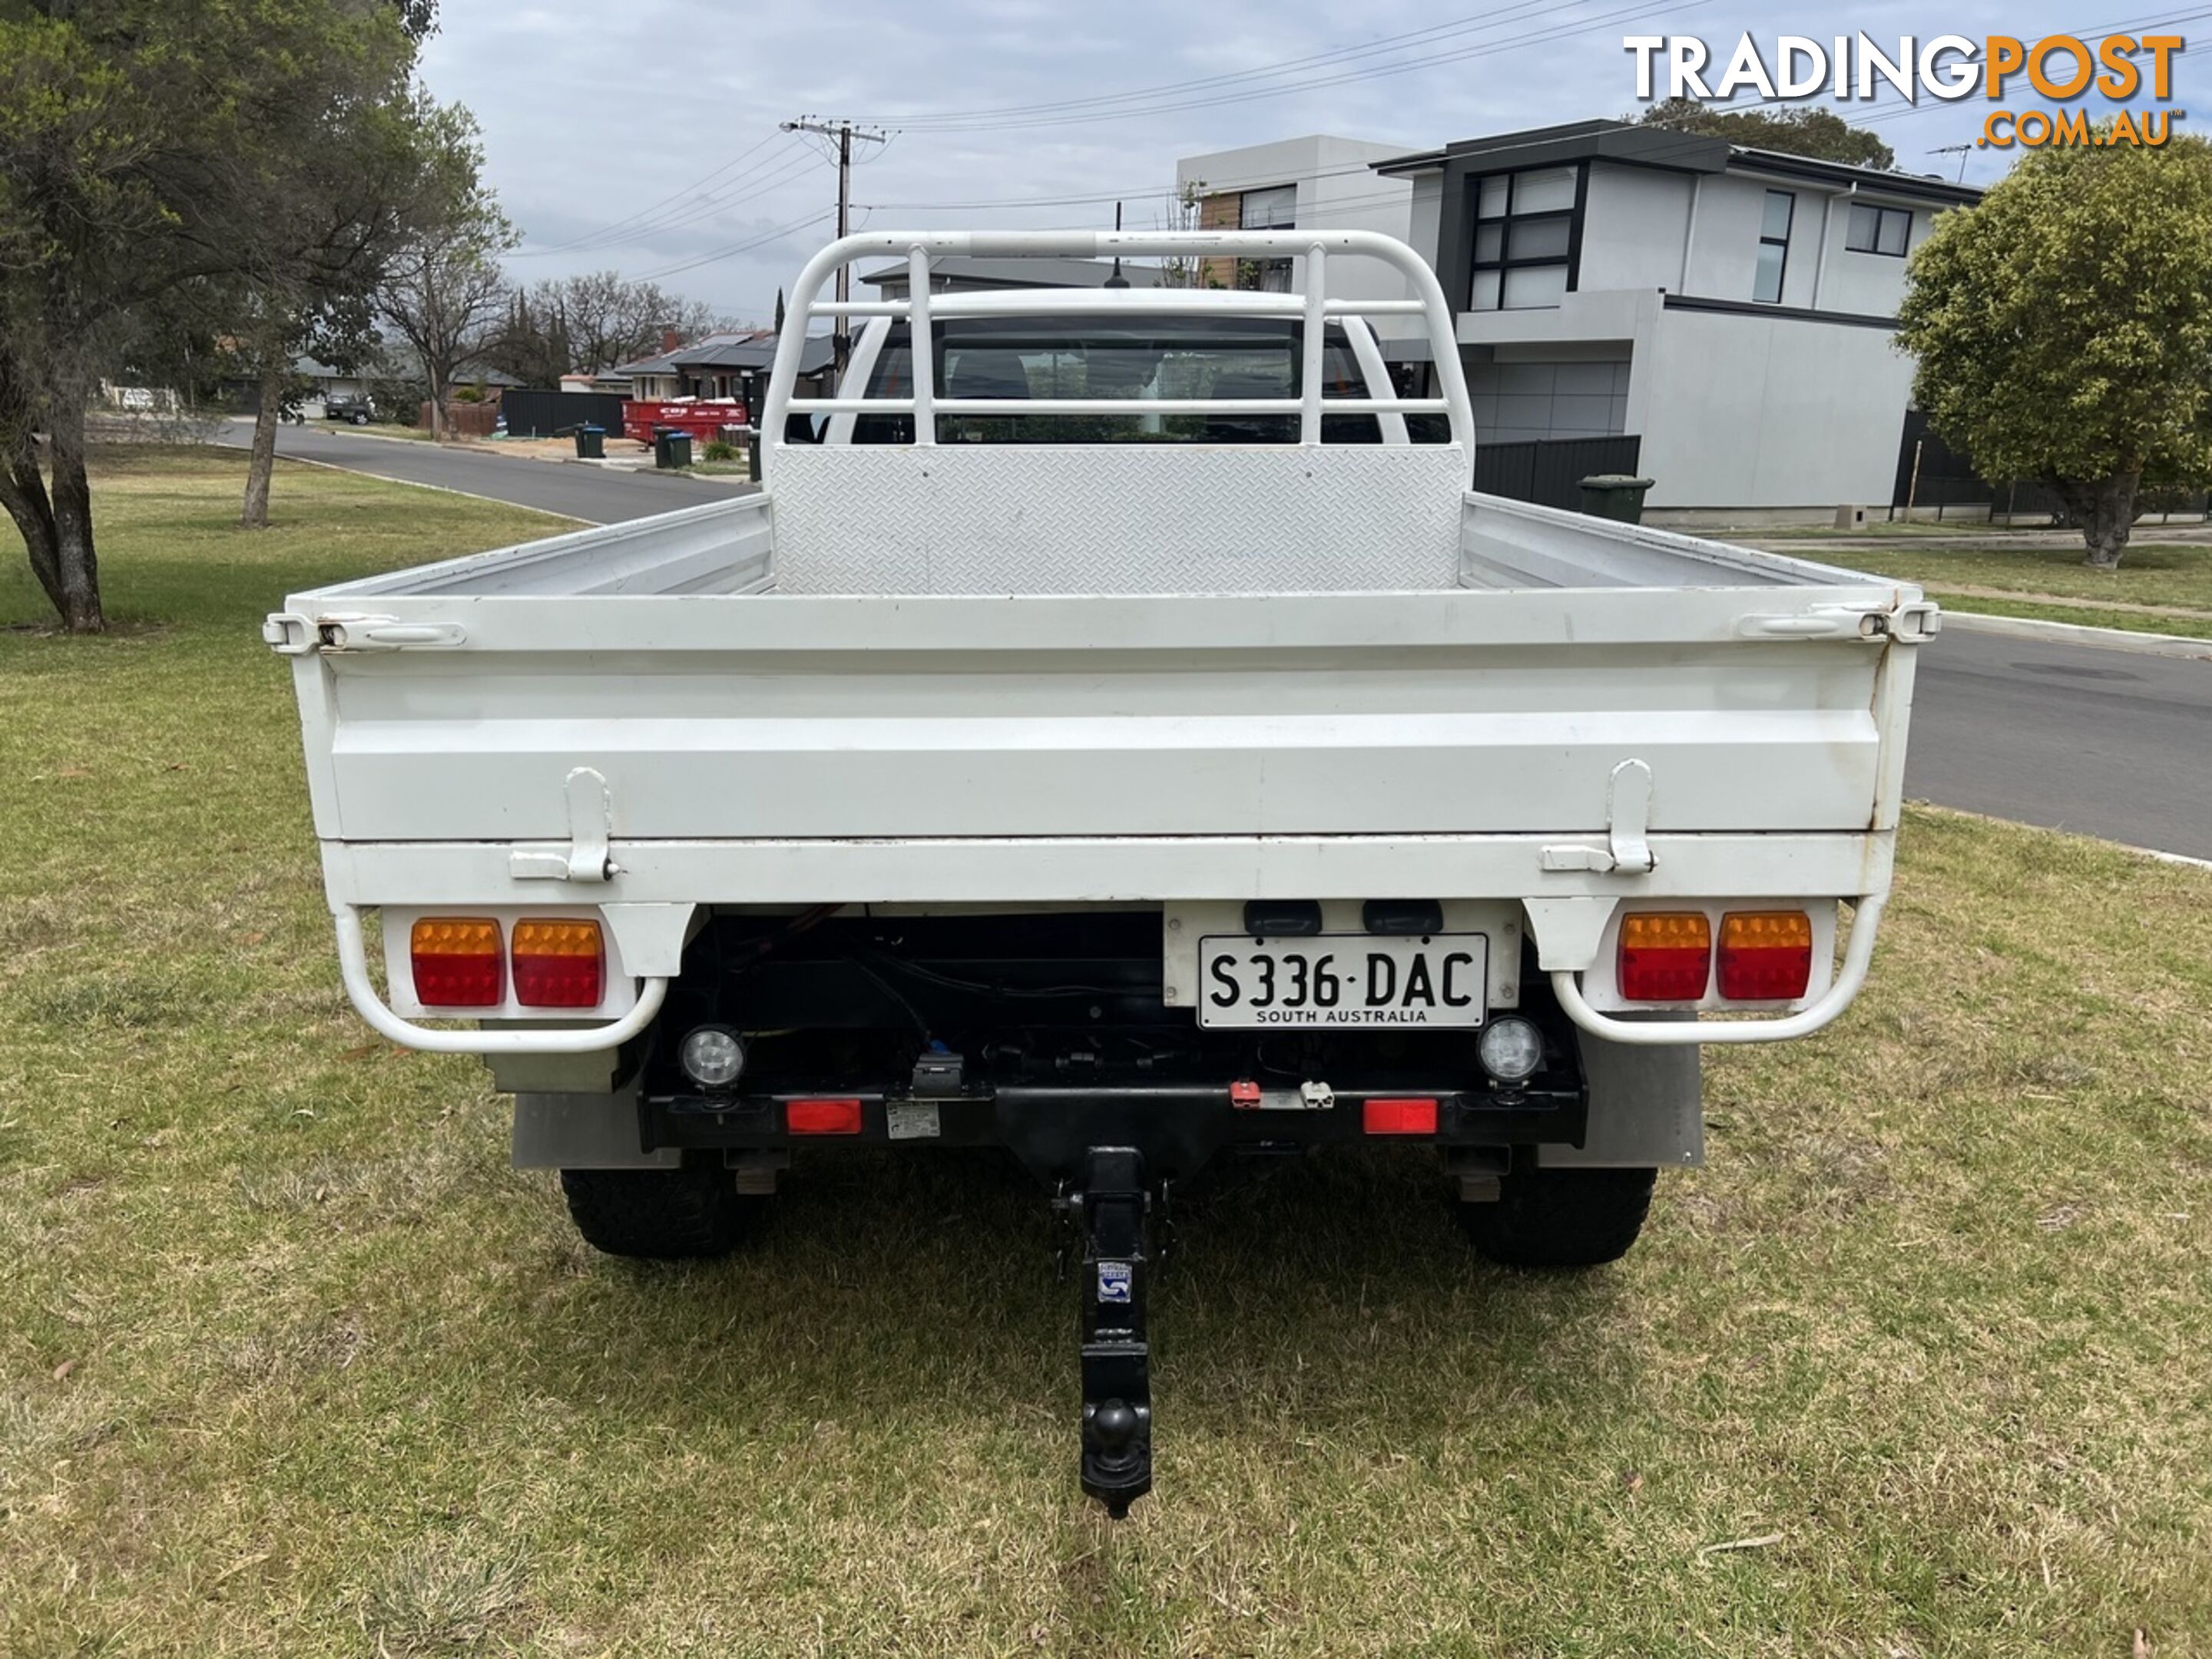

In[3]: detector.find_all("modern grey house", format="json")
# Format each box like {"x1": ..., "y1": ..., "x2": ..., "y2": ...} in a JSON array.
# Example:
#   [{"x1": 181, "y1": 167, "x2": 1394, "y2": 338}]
[{"x1": 1374, "y1": 121, "x2": 1982, "y2": 521}]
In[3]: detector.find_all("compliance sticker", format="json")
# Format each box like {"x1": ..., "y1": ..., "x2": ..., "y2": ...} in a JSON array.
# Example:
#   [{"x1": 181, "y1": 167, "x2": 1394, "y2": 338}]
[
  {"x1": 886, "y1": 1102, "x2": 941, "y2": 1141},
  {"x1": 1096, "y1": 1261, "x2": 1134, "y2": 1304}
]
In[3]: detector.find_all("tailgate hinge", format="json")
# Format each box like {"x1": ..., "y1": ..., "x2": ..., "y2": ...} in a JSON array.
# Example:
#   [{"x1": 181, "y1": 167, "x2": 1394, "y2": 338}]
[
  {"x1": 509, "y1": 767, "x2": 617, "y2": 882},
  {"x1": 1541, "y1": 758, "x2": 1654, "y2": 876},
  {"x1": 263, "y1": 611, "x2": 467, "y2": 654}
]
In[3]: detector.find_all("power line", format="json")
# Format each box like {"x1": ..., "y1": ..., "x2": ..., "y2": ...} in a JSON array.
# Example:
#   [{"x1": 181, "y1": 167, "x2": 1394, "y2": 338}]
[
  {"x1": 627, "y1": 208, "x2": 837, "y2": 283},
  {"x1": 512, "y1": 137, "x2": 819, "y2": 259},
  {"x1": 512, "y1": 131, "x2": 788, "y2": 256},
  {"x1": 858, "y1": 0, "x2": 1710, "y2": 134},
  {"x1": 856, "y1": 0, "x2": 1565, "y2": 128}
]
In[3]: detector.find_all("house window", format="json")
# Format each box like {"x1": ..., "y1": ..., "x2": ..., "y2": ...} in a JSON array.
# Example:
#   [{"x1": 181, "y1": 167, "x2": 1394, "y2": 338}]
[
  {"x1": 1753, "y1": 190, "x2": 1793, "y2": 304},
  {"x1": 1469, "y1": 165, "x2": 1579, "y2": 312},
  {"x1": 1237, "y1": 184, "x2": 1297, "y2": 292},
  {"x1": 1846, "y1": 203, "x2": 1912, "y2": 257}
]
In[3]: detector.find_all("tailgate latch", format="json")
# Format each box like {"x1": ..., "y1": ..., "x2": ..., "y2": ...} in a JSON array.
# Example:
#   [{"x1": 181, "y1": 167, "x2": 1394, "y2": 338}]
[
  {"x1": 509, "y1": 767, "x2": 616, "y2": 883},
  {"x1": 1541, "y1": 758, "x2": 1654, "y2": 876},
  {"x1": 262, "y1": 612, "x2": 467, "y2": 654}
]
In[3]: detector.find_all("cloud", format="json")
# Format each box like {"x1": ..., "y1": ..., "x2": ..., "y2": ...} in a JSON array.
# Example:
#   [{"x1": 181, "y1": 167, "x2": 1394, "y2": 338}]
[{"x1": 419, "y1": 0, "x2": 2068, "y2": 317}]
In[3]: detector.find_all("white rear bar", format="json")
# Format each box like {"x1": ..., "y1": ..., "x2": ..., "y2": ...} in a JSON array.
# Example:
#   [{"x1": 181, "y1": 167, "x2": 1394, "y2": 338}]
[
  {"x1": 808, "y1": 293, "x2": 1433, "y2": 318},
  {"x1": 784, "y1": 398, "x2": 1449, "y2": 416}
]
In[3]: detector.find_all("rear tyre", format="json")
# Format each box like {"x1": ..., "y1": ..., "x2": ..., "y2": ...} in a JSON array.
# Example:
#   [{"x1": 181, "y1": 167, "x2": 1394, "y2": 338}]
[
  {"x1": 1458, "y1": 1164, "x2": 1655, "y2": 1269},
  {"x1": 559, "y1": 1161, "x2": 761, "y2": 1260}
]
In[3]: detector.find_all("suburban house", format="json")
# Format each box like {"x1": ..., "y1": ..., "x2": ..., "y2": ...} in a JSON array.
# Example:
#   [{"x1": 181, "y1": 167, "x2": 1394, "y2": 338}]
[
  {"x1": 1174, "y1": 136, "x2": 1415, "y2": 303},
  {"x1": 1374, "y1": 121, "x2": 1980, "y2": 521},
  {"x1": 1174, "y1": 123, "x2": 1981, "y2": 522},
  {"x1": 609, "y1": 329, "x2": 838, "y2": 412}
]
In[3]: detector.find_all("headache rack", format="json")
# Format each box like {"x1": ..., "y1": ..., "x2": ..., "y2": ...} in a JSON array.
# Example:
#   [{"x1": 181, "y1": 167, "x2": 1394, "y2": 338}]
[{"x1": 757, "y1": 228, "x2": 1476, "y2": 462}]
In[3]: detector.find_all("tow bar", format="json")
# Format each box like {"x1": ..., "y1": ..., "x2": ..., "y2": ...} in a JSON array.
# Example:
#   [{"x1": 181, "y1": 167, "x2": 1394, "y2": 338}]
[{"x1": 1067, "y1": 1147, "x2": 1154, "y2": 1518}]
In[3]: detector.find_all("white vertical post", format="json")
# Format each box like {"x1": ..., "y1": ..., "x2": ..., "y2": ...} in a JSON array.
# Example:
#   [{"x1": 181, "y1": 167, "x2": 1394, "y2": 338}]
[
  {"x1": 1300, "y1": 243, "x2": 1326, "y2": 445},
  {"x1": 907, "y1": 248, "x2": 935, "y2": 445}
]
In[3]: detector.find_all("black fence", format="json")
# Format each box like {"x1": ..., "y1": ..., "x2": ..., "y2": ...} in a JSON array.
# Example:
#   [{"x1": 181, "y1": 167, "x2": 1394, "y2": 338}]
[
  {"x1": 499, "y1": 388, "x2": 628, "y2": 439},
  {"x1": 1890, "y1": 410, "x2": 2211, "y2": 523},
  {"x1": 1473, "y1": 434, "x2": 1642, "y2": 512}
]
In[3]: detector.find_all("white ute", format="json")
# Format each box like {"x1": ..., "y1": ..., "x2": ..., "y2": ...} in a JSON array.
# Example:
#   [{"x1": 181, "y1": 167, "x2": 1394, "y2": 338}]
[{"x1": 269, "y1": 230, "x2": 1936, "y2": 1515}]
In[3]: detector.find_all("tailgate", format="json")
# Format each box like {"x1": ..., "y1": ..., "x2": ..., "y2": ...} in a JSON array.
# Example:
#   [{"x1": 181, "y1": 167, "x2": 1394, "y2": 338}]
[{"x1": 281, "y1": 586, "x2": 1920, "y2": 845}]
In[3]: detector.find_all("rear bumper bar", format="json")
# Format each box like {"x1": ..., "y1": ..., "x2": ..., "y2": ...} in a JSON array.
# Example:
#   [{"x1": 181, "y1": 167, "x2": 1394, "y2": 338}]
[{"x1": 1548, "y1": 894, "x2": 1886, "y2": 1046}]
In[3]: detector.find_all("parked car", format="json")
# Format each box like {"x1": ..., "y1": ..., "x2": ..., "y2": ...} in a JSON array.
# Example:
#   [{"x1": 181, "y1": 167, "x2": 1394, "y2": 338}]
[
  {"x1": 265, "y1": 230, "x2": 1937, "y2": 1518},
  {"x1": 323, "y1": 392, "x2": 374, "y2": 426}
]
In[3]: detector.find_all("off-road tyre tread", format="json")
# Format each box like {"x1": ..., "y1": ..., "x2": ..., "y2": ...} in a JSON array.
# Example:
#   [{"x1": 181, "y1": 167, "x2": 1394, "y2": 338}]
[
  {"x1": 1458, "y1": 1164, "x2": 1656, "y2": 1269},
  {"x1": 559, "y1": 1162, "x2": 760, "y2": 1260}
]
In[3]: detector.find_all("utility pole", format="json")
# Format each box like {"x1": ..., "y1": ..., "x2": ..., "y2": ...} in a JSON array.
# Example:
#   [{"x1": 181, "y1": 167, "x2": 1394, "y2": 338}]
[{"x1": 781, "y1": 117, "x2": 886, "y2": 373}]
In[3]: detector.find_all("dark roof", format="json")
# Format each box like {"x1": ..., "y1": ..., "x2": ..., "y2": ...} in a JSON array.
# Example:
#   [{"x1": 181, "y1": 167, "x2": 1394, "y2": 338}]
[
  {"x1": 859, "y1": 254, "x2": 1164, "y2": 291},
  {"x1": 1376, "y1": 118, "x2": 1981, "y2": 206},
  {"x1": 618, "y1": 334, "x2": 838, "y2": 376}
]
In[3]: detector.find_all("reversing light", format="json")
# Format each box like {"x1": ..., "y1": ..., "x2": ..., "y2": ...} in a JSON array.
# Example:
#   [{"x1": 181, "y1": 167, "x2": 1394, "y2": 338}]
[
  {"x1": 1618, "y1": 912, "x2": 1712, "y2": 1002},
  {"x1": 786, "y1": 1098, "x2": 863, "y2": 1135},
  {"x1": 1363, "y1": 1098, "x2": 1439, "y2": 1135},
  {"x1": 511, "y1": 918, "x2": 604, "y2": 1008},
  {"x1": 1718, "y1": 910, "x2": 1814, "y2": 1001},
  {"x1": 409, "y1": 917, "x2": 503, "y2": 1007},
  {"x1": 679, "y1": 1026, "x2": 747, "y2": 1090},
  {"x1": 1477, "y1": 1015, "x2": 1545, "y2": 1083}
]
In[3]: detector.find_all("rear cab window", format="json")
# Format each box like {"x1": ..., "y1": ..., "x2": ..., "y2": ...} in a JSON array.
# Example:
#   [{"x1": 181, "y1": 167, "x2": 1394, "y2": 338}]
[{"x1": 849, "y1": 315, "x2": 1398, "y2": 445}]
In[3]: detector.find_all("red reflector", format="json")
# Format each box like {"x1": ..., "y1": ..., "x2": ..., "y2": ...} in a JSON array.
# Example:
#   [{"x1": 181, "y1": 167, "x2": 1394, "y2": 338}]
[
  {"x1": 1717, "y1": 911, "x2": 1814, "y2": 1001},
  {"x1": 511, "y1": 918, "x2": 605, "y2": 1008},
  {"x1": 786, "y1": 1098, "x2": 863, "y2": 1135},
  {"x1": 1618, "y1": 912, "x2": 1712, "y2": 1002},
  {"x1": 1363, "y1": 1097, "x2": 1438, "y2": 1135},
  {"x1": 409, "y1": 917, "x2": 503, "y2": 1007}
]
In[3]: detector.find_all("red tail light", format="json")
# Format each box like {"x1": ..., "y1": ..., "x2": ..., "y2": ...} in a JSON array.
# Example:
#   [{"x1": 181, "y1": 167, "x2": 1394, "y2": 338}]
[
  {"x1": 1618, "y1": 912, "x2": 1711, "y2": 1002},
  {"x1": 410, "y1": 917, "x2": 503, "y2": 1007},
  {"x1": 786, "y1": 1098, "x2": 863, "y2": 1135},
  {"x1": 1363, "y1": 1097, "x2": 1438, "y2": 1135},
  {"x1": 1718, "y1": 911, "x2": 1813, "y2": 1001},
  {"x1": 511, "y1": 918, "x2": 604, "y2": 1008}
]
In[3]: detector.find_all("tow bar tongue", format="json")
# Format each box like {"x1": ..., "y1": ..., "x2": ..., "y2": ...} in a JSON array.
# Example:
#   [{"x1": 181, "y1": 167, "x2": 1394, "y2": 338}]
[{"x1": 1072, "y1": 1147, "x2": 1153, "y2": 1518}]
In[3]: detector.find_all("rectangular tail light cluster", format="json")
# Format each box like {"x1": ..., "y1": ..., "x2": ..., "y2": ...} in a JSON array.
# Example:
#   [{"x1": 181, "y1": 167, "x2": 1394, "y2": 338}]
[
  {"x1": 1717, "y1": 911, "x2": 1814, "y2": 1001},
  {"x1": 409, "y1": 916, "x2": 604, "y2": 1008},
  {"x1": 1618, "y1": 909, "x2": 1814, "y2": 1004}
]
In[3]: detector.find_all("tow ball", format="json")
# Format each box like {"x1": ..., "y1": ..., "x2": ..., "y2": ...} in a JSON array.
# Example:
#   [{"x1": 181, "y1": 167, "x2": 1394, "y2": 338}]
[{"x1": 1063, "y1": 1147, "x2": 1155, "y2": 1518}]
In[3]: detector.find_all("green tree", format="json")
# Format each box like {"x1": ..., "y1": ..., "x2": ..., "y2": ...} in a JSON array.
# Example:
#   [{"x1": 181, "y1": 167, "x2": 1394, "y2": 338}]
[
  {"x1": 1633, "y1": 98, "x2": 1895, "y2": 170},
  {"x1": 373, "y1": 108, "x2": 514, "y2": 439},
  {"x1": 0, "y1": 0, "x2": 442, "y2": 628},
  {"x1": 1896, "y1": 131, "x2": 2212, "y2": 568},
  {"x1": 235, "y1": 78, "x2": 478, "y2": 528}
]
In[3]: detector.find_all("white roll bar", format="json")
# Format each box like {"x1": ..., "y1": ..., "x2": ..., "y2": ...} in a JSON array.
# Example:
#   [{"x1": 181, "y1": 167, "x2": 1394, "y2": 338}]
[{"x1": 757, "y1": 230, "x2": 1475, "y2": 484}]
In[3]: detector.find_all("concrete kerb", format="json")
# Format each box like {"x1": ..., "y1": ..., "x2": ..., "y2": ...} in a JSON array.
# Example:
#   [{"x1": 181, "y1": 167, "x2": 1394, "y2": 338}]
[{"x1": 1942, "y1": 611, "x2": 2212, "y2": 661}]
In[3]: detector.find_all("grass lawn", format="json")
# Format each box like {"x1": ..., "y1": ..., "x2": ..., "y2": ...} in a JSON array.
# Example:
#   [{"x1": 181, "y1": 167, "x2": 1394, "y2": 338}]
[
  {"x1": 3, "y1": 446, "x2": 2210, "y2": 1656},
  {"x1": 1795, "y1": 538, "x2": 2212, "y2": 626}
]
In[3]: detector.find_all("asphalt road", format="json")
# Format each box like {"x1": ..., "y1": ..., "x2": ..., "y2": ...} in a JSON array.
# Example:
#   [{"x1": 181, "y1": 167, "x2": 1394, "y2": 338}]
[
  {"x1": 220, "y1": 417, "x2": 746, "y2": 522},
  {"x1": 1905, "y1": 627, "x2": 2211, "y2": 861},
  {"x1": 233, "y1": 424, "x2": 2212, "y2": 862}
]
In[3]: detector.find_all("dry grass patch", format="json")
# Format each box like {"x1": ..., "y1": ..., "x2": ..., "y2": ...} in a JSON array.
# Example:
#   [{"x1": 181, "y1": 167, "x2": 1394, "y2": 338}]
[{"x1": 1, "y1": 447, "x2": 2207, "y2": 1655}]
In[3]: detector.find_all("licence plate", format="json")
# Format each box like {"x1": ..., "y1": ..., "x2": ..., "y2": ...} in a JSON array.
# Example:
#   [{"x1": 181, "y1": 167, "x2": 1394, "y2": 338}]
[{"x1": 1197, "y1": 933, "x2": 1487, "y2": 1029}]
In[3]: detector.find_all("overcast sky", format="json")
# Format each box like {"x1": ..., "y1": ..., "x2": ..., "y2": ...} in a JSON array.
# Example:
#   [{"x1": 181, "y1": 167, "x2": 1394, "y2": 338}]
[{"x1": 420, "y1": 0, "x2": 2187, "y2": 320}]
